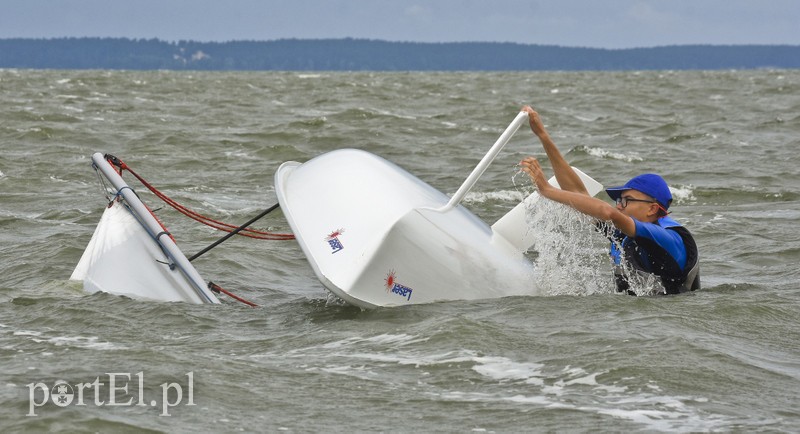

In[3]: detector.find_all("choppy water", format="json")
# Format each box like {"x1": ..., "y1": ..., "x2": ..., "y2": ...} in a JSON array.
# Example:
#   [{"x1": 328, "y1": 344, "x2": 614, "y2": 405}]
[{"x1": 1, "y1": 69, "x2": 799, "y2": 432}]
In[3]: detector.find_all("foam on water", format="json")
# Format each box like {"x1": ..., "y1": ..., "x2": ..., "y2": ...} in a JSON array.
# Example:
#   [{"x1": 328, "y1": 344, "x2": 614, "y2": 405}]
[
  {"x1": 670, "y1": 184, "x2": 696, "y2": 203},
  {"x1": 223, "y1": 149, "x2": 253, "y2": 159},
  {"x1": 459, "y1": 355, "x2": 735, "y2": 432},
  {"x1": 12, "y1": 329, "x2": 127, "y2": 351},
  {"x1": 581, "y1": 145, "x2": 643, "y2": 162},
  {"x1": 285, "y1": 334, "x2": 734, "y2": 432},
  {"x1": 471, "y1": 356, "x2": 545, "y2": 383},
  {"x1": 34, "y1": 335, "x2": 127, "y2": 351},
  {"x1": 315, "y1": 333, "x2": 428, "y2": 350}
]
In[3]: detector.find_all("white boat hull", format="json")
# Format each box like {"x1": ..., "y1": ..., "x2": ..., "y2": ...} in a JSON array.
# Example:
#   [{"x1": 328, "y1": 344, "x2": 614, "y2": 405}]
[{"x1": 275, "y1": 148, "x2": 602, "y2": 308}]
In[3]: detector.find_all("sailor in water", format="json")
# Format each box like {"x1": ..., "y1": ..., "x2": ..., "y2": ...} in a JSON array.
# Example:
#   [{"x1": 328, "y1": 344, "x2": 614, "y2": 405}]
[{"x1": 519, "y1": 106, "x2": 700, "y2": 295}]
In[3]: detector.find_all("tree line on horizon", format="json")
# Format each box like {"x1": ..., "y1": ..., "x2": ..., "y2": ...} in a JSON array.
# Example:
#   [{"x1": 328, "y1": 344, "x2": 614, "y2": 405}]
[{"x1": 1, "y1": 37, "x2": 798, "y2": 71}]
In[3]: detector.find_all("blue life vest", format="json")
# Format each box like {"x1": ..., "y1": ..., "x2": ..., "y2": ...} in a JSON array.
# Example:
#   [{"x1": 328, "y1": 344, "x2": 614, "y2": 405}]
[{"x1": 609, "y1": 216, "x2": 700, "y2": 295}]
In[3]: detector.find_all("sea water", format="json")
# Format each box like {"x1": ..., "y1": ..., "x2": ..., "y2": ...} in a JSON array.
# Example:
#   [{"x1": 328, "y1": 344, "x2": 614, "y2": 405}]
[{"x1": 1, "y1": 69, "x2": 799, "y2": 432}]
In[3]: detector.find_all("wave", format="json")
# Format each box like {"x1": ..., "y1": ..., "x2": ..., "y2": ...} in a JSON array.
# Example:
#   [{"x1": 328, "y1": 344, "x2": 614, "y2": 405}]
[
  {"x1": 670, "y1": 184, "x2": 696, "y2": 204},
  {"x1": 268, "y1": 334, "x2": 740, "y2": 432},
  {"x1": 576, "y1": 145, "x2": 643, "y2": 162},
  {"x1": 11, "y1": 329, "x2": 127, "y2": 351}
]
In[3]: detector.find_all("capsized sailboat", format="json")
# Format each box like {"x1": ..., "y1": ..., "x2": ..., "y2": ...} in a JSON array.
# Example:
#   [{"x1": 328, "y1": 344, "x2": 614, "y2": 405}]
[
  {"x1": 274, "y1": 112, "x2": 603, "y2": 308},
  {"x1": 72, "y1": 111, "x2": 602, "y2": 307}
]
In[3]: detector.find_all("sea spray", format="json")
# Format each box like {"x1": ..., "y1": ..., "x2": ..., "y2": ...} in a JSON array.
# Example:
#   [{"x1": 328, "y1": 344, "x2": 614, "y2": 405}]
[
  {"x1": 524, "y1": 194, "x2": 673, "y2": 296},
  {"x1": 524, "y1": 196, "x2": 615, "y2": 296}
]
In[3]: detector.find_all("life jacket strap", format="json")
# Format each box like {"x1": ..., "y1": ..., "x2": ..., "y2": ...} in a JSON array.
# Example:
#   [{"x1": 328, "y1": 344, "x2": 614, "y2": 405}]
[{"x1": 677, "y1": 261, "x2": 701, "y2": 293}]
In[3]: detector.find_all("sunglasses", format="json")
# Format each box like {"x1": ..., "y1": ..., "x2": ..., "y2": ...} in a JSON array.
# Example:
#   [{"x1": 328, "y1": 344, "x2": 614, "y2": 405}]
[{"x1": 616, "y1": 196, "x2": 670, "y2": 214}]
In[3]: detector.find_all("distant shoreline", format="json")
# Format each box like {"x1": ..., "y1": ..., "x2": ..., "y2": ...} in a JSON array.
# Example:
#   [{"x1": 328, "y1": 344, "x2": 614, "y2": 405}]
[{"x1": 2, "y1": 37, "x2": 798, "y2": 71}]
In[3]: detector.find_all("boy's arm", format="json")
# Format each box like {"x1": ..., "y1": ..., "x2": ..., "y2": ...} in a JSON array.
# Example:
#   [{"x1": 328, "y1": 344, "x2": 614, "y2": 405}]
[{"x1": 523, "y1": 105, "x2": 589, "y2": 196}]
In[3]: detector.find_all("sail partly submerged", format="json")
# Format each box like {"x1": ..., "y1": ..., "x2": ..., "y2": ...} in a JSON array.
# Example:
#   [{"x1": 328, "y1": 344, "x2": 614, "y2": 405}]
[
  {"x1": 70, "y1": 153, "x2": 219, "y2": 304},
  {"x1": 70, "y1": 201, "x2": 209, "y2": 303}
]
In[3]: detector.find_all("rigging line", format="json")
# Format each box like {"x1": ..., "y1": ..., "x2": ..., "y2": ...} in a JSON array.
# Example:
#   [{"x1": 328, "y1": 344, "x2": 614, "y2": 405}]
[
  {"x1": 106, "y1": 155, "x2": 294, "y2": 240},
  {"x1": 188, "y1": 203, "x2": 281, "y2": 262},
  {"x1": 208, "y1": 282, "x2": 258, "y2": 307},
  {"x1": 93, "y1": 163, "x2": 114, "y2": 204}
]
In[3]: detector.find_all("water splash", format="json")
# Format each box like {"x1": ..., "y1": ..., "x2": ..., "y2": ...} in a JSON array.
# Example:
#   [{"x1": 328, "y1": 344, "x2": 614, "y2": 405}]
[
  {"x1": 324, "y1": 291, "x2": 349, "y2": 307},
  {"x1": 606, "y1": 233, "x2": 668, "y2": 296},
  {"x1": 525, "y1": 197, "x2": 615, "y2": 296},
  {"x1": 525, "y1": 196, "x2": 671, "y2": 297},
  {"x1": 512, "y1": 165, "x2": 670, "y2": 297},
  {"x1": 617, "y1": 263, "x2": 667, "y2": 297}
]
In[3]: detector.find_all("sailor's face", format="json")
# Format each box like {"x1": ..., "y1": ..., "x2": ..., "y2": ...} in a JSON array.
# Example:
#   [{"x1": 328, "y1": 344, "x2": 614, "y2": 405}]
[{"x1": 617, "y1": 189, "x2": 659, "y2": 222}]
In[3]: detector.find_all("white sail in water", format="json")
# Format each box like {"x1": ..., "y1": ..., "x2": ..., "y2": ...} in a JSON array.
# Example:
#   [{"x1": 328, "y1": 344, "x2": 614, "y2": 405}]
[
  {"x1": 71, "y1": 153, "x2": 219, "y2": 304},
  {"x1": 71, "y1": 201, "x2": 200, "y2": 302}
]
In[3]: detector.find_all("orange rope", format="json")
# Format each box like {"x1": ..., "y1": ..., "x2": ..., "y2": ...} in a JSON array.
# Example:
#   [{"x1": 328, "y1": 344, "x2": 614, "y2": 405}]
[
  {"x1": 109, "y1": 156, "x2": 294, "y2": 241},
  {"x1": 209, "y1": 282, "x2": 258, "y2": 307}
]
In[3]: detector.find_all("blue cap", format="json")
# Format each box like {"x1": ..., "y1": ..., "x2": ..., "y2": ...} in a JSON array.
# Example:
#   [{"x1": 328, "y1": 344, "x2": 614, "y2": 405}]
[{"x1": 605, "y1": 173, "x2": 673, "y2": 209}]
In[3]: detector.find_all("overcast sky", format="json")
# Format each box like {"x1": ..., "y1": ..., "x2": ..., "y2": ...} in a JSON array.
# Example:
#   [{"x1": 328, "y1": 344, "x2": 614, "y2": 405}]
[{"x1": 3, "y1": 0, "x2": 799, "y2": 49}]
